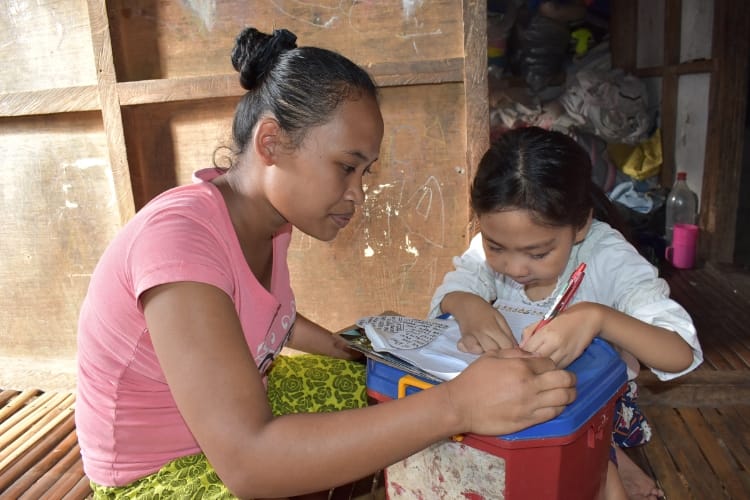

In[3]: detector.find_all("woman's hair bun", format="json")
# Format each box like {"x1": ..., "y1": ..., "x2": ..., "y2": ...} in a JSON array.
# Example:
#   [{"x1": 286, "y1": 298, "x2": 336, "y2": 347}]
[{"x1": 231, "y1": 27, "x2": 298, "y2": 90}]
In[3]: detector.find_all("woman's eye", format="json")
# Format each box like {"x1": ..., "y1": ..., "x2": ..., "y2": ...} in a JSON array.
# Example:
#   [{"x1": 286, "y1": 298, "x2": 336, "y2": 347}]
[{"x1": 531, "y1": 252, "x2": 549, "y2": 260}]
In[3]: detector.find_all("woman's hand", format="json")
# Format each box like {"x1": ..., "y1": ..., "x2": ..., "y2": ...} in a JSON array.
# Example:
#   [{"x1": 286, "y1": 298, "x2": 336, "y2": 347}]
[
  {"x1": 287, "y1": 314, "x2": 362, "y2": 360},
  {"x1": 441, "y1": 292, "x2": 517, "y2": 353},
  {"x1": 519, "y1": 302, "x2": 603, "y2": 367},
  {"x1": 444, "y1": 348, "x2": 577, "y2": 436},
  {"x1": 328, "y1": 332, "x2": 363, "y2": 361}
]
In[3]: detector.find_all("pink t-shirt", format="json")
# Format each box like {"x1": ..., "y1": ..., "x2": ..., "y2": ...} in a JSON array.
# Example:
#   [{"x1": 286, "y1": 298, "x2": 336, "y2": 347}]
[{"x1": 76, "y1": 169, "x2": 295, "y2": 486}]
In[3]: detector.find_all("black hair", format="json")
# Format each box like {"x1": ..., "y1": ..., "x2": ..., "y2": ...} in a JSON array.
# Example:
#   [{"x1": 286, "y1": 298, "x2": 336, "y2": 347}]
[
  {"x1": 229, "y1": 27, "x2": 378, "y2": 153},
  {"x1": 471, "y1": 126, "x2": 630, "y2": 238}
]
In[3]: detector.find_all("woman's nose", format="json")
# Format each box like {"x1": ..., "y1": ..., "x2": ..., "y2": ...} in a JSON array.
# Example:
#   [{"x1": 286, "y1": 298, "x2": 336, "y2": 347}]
[{"x1": 345, "y1": 178, "x2": 366, "y2": 205}]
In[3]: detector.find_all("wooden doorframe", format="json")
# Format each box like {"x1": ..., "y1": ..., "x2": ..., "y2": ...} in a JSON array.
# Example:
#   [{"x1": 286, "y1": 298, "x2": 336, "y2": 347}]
[{"x1": 701, "y1": 0, "x2": 750, "y2": 263}]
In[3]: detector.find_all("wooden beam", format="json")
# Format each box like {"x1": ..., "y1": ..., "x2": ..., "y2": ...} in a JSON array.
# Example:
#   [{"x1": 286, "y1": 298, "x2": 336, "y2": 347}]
[
  {"x1": 610, "y1": 0, "x2": 637, "y2": 72},
  {"x1": 461, "y1": 0, "x2": 489, "y2": 241},
  {"x1": 0, "y1": 87, "x2": 100, "y2": 117},
  {"x1": 637, "y1": 369, "x2": 750, "y2": 407},
  {"x1": 659, "y1": 0, "x2": 682, "y2": 188},
  {"x1": 700, "y1": 0, "x2": 750, "y2": 263},
  {"x1": 633, "y1": 59, "x2": 716, "y2": 78},
  {"x1": 117, "y1": 75, "x2": 243, "y2": 106},
  {"x1": 0, "y1": 57, "x2": 465, "y2": 117},
  {"x1": 86, "y1": 0, "x2": 135, "y2": 225},
  {"x1": 368, "y1": 58, "x2": 465, "y2": 87}
]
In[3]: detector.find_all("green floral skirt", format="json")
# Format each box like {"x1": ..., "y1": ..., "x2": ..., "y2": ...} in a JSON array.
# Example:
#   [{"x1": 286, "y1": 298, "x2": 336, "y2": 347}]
[{"x1": 90, "y1": 354, "x2": 367, "y2": 499}]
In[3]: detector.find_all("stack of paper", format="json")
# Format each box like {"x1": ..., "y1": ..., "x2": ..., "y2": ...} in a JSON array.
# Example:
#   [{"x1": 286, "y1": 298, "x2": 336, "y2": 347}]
[{"x1": 355, "y1": 316, "x2": 479, "y2": 381}]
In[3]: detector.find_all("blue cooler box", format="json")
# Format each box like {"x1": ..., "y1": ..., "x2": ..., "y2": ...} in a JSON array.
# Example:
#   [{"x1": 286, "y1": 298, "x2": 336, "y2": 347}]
[{"x1": 367, "y1": 338, "x2": 627, "y2": 500}]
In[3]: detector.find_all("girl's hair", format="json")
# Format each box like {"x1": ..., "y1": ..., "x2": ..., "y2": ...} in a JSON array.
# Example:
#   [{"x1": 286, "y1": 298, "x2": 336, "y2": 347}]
[
  {"x1": 471, "y1": 126, "x2": 630, "y2": 237},
  {"x1": 229, "y1": 27, "x2": 378, "y2": 153}
]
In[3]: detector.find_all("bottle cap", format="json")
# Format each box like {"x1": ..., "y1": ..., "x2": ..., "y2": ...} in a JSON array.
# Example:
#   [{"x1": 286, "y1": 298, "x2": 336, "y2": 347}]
[{"x1": 677, "y1": 172, "x2": 687, "y2": 180}]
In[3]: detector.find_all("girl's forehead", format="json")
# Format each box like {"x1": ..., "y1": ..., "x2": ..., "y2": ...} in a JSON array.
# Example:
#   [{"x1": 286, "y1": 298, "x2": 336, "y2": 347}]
[
  {"x1": 479, "y1": 209, "x2": 545, "y2": 229},
  {"x1": 479, "y1": 210, "x2": 571, "y2": 247}
]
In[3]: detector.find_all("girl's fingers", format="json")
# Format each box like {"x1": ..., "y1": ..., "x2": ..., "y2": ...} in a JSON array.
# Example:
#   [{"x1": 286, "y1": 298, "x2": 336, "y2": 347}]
[
  {"x1": 490, "y1": 347, "x2": 544, "y2": 362},
  {"x1": 458, "y1": 336, "x2": 483, "y2": 354}
]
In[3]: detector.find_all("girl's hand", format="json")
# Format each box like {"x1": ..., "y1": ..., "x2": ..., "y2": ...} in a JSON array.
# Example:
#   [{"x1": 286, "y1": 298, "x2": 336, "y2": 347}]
[
  {"x1": 445, "y1": 348, "x2": 577, "y2": 436},
  {"x1": 457, "y1": 308, "x2": 516, "y2": 354},
  {"x1": 519, "y1": 302, "x2": 603, "y2": 367},
  {"x1": 442, "y1": 292, "x2": 518, "y2": 354}
]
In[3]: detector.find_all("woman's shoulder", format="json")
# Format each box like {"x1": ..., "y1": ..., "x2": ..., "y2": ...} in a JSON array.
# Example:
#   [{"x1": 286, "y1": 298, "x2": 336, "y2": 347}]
[
  {"x1": 120, "y1": 178, "x2": 235, "y2": 263},
  {"x1": 139, "y1": 174, "x2": 227, "y2": 223}
]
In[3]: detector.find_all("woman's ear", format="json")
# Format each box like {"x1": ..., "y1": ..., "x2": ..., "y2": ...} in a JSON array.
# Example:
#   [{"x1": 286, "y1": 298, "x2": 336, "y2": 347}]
[
  {"x1": 574, "y1": 210, "x2": 594, "y2": 244},
  {"x1": 253, "y1": 116, "x2": 282, "y2": 166}
]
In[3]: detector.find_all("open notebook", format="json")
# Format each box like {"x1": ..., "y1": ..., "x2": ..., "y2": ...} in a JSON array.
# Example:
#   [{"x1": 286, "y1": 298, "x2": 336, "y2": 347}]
[{"x1": 341, "y1": 315, "x2": 479, "y2": 382}]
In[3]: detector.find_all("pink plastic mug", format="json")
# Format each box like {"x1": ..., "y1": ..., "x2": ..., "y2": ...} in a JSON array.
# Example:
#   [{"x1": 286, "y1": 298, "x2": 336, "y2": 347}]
[{"x1": 665, "y1": 223, "x2": 699, "y2": 269}]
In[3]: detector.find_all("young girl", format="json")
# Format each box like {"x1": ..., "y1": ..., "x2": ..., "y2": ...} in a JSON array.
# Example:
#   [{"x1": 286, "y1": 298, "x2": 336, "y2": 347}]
[
  {"x1": 75, "y1": 29, "x2": 577, "y2": 499},
  {"x1": 429, "y1": 126, "x2": 703, "y2": 500}
]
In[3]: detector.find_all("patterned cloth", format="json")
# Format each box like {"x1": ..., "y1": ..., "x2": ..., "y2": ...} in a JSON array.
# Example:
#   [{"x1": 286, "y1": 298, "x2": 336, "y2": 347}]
[
  {"x1": 610, "y1": 380, "x2": 652, "y2": 464},
  {"x1": 266, "y1": 352, "x2": 367, "y2": 415},
  {"x1": 90, "y1": 354, "x2": 367, "y2": 499},
  {"x1": 90, "y1": 453, "x2": 231, "y2": 500}
]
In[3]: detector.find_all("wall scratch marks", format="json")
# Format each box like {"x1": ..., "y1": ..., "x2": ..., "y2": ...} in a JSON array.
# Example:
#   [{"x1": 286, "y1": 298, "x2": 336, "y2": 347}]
[{"x1": 181, "y1": 0, "x2": 217, "y2": 31}]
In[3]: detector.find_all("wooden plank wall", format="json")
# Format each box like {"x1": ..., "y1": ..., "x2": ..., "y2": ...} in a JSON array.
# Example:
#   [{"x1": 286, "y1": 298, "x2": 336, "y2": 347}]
[{"x1": 0, "y1": 1, "x2": 489, "y2": 360}]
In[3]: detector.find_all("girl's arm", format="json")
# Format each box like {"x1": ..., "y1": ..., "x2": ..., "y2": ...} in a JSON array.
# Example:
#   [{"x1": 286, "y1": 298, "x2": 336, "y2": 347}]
[
  {"x1": 524, "y1": 223, "x2": 701, "y2": 377},
  {"x1": 428, "y1": 233, "x2": 497, "y2": 319},
  {"x1": 595, "y1": 304, "x2": 695, "y2": 372},
  {"x1": 521, "y1": 302, "x2": 694, "y2": 372},
  {"x1": 142, "y1": 281, "x2": 576, "y2": 499},
  {"x1": 285, "y1": 313, "x2": 360, "y2": 360},
  {"x1": 430, "y1": 234, "x2": 517, "y2": 351},
  {"x1": 440, "y1": 291, "x2": 518, "y2": 351}
]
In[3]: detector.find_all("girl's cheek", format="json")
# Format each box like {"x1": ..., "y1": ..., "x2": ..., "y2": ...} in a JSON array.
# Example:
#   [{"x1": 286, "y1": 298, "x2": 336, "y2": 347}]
[{"x1": 487, "y1": 256, "x2": 504, "y2": 275}]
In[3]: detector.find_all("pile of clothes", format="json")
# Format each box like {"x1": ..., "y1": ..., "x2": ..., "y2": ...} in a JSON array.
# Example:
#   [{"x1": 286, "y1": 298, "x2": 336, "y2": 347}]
[{"x1": 487, "y1": 0, "x2": 667, "y2": 262}]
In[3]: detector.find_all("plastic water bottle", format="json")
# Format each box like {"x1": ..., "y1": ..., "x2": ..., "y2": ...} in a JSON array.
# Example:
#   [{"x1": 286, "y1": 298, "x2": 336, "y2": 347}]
[{"x1": 665, "y1": 172, "x2": 698, "y2": 243}]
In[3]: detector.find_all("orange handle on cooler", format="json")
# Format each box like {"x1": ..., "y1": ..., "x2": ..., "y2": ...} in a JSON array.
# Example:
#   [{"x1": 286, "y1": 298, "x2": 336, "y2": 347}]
[
  {"x1": 397, "y1": 374, "x2": 434, "y2": 398},
  {"x1": 396, "y1": 375, "x2": 465, "y2": 442}
]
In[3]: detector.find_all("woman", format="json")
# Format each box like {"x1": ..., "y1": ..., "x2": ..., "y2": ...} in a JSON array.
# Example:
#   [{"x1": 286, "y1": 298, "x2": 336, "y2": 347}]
[{"x1": 76, "y1": 28, "x2": 577, "y2": 499}]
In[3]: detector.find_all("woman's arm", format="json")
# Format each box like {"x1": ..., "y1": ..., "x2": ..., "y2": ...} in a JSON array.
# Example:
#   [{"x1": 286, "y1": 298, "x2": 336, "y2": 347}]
[
  {"x1": 285, "y1": 313, "x2": 360, "y2": 360},
  {"x1": 142, "y1": 281, "x2": 576, "y2": 499}
]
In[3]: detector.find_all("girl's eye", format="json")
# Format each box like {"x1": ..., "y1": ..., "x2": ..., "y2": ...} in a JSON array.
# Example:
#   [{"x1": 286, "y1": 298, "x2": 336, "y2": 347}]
[
  {"x1": 487, "y1": 245, "x2": 504, "y2": 254},
  {"x1": 342, "y1": 164, "x2": 356, "y2": 174},
  {"x1": 530, "y1": 252, "x2": 550, "y2": 260}
]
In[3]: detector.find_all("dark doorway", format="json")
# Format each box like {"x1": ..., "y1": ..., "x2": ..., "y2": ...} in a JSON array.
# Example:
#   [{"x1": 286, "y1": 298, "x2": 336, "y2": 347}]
[{"x1": 734, "y1": 55, "x2": 750, "y2": 268}]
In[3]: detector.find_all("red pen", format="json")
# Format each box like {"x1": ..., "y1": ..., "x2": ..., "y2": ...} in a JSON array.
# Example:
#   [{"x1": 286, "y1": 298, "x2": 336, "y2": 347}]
[{"x1": 530, "y1": 263, "x2": 587, "y2": 336}]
